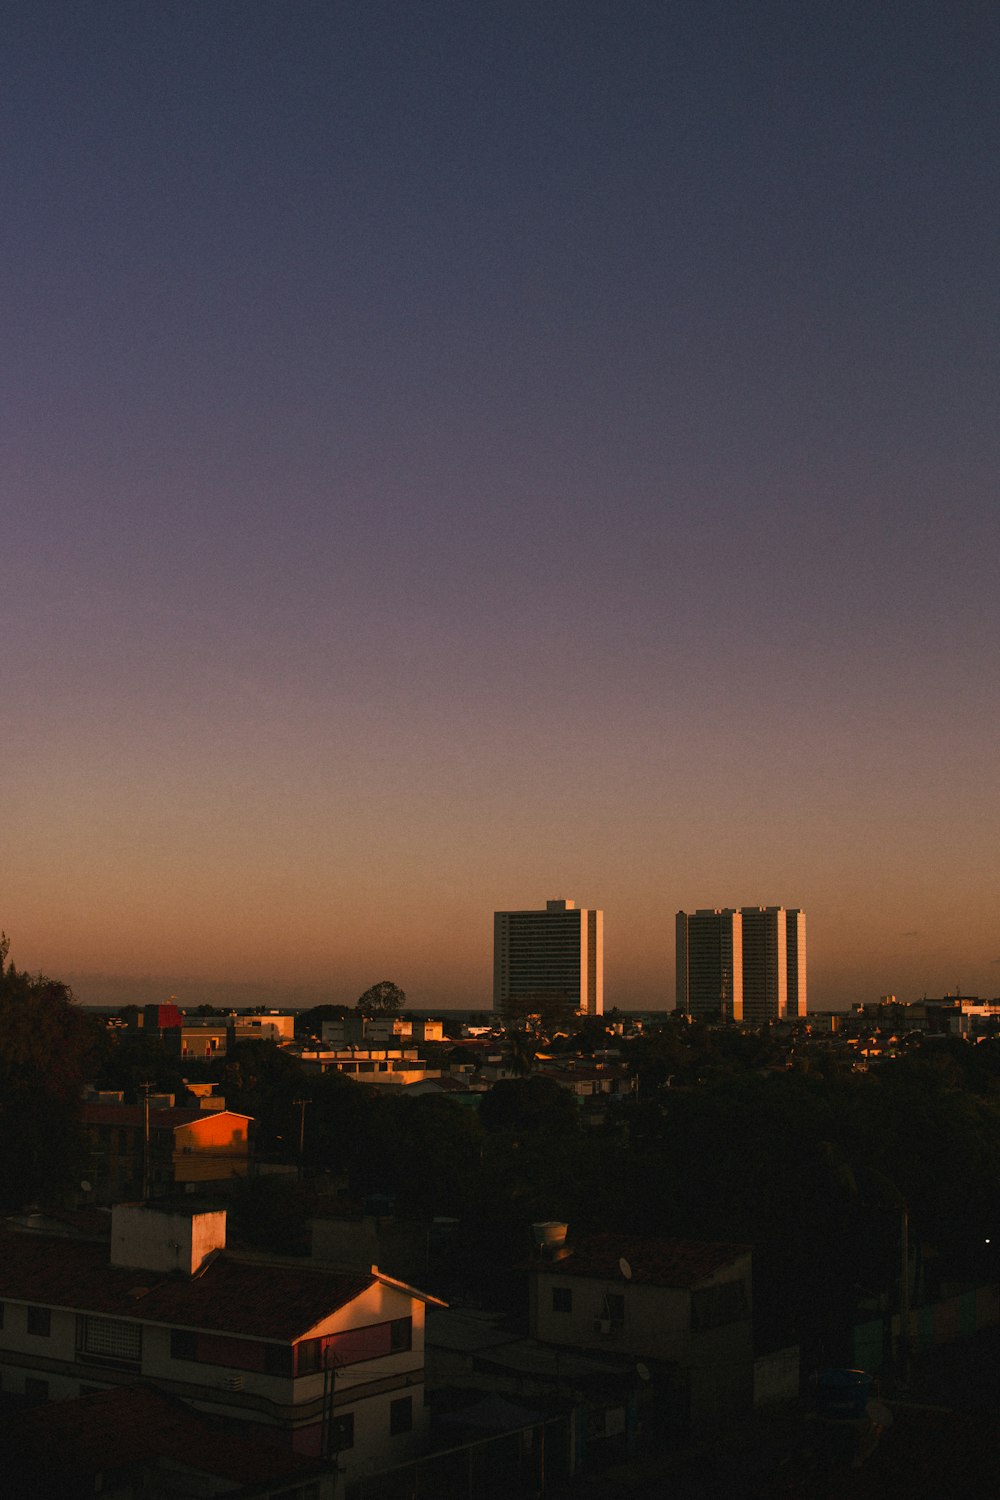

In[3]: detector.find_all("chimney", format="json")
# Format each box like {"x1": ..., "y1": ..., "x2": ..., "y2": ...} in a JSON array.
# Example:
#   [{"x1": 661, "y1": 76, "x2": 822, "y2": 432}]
[{"x1": 111, "y1": 1203, "x2": 226, "y2": 1277}]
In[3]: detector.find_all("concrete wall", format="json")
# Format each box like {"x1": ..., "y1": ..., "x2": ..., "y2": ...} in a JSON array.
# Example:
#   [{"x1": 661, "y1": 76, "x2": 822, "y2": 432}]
[{"x1": 110, "y1": 1203, "x2": 226, "y2": 1274}]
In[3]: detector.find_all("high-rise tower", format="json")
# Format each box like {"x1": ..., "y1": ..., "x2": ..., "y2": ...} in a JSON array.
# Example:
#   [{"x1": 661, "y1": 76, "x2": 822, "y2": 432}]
[
  {"x1": 676, "y1": 906, "x2": 806, "y2": 1022},
  {"x1": 675, "y1": 909, "x2": 743, "y2": 1021},
  {"x1": 493, "y1": 899, "x2": 604, "y2": 1017}
]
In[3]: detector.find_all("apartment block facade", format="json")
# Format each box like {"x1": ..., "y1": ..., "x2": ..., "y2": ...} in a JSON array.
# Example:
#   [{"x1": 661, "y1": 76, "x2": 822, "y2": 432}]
[
  {"x1": 493, "y1": 899, "x2": 604, "y2": 1017},
  {"x1": 676, "y1": 906, "x2": 806, "y2": 1022}
]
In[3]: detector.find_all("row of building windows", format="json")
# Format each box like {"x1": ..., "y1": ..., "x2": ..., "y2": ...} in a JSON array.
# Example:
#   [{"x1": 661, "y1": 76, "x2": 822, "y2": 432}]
[
  {"x1": 550, "y1": 1282, "x2": 747, "y2": 1331},
  {"x1": 550, "y1": 1287, "x2": 623, "y2": 1320},
  {"x1": 330, "y1": 1395, "x2": 412, "y2": 1450},
  {"x1": 1, "y1": 1306, "x2": 413, "y2": 1379},
  {"x1": 169, "y1": 1317, "x2": 413, "y2": 1377}
]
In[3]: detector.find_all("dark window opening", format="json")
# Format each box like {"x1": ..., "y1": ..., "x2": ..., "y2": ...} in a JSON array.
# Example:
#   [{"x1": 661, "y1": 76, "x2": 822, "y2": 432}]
[
  {"x1": 390, "y1": 1317, "x2": 412, "y2": 1352},
  {"x1": 390, "y1": 1396, "x2": 413, "y2": 1435},
  {"x1": 552, "y1": 1287, "x2": 573, "y2": 1314},
  {"x1": 605, "y1": 1293, "x2": 625, "y2": 1324},
  {"x1": 170, "y1": 1330, "x2": 198, "y2": 1361},
  {"x1": 331, "y1": 1413, "x2": 354, "y2": 1451},
  {"x1": 27, "y1": 1307, "x2": 51, "y2": 1337}
]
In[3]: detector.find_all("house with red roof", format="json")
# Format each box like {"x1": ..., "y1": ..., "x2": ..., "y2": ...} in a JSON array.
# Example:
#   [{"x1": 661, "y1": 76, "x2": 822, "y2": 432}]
[
  {"x1": 0, "y1": 1200, "x2": 444, "y2": 1480},
  {"x1": 81, "y1": 1098, "x2": 252, "y2": 1201}
]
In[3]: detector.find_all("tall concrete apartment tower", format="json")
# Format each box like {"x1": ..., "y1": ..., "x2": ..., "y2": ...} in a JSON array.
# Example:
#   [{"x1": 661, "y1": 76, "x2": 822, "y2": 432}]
[
  {"x1": 493, "y1": 899, "x2": 604, "y2": 1017},
  {"x1": 739, "y1": 906, "x2": 787, "y2": 1023},
  {"x1": 675, "y1": 909, "x2": 744, "y2": 1022},
  {"x1": 676, "y1": 906, "x2": 806, "y2": 1022},
  {"x1": 785, "y1": 907, "x2": 807, "y2": 1018}
]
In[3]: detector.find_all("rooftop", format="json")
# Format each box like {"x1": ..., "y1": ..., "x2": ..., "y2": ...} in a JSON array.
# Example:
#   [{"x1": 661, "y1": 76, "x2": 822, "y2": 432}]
[
  {"x1": 533, "y1": 1234, "x2": 750, "y2": 1288},
  {"x1": 0, "y1": 1383, "x2": 328, "y2": 1488},
  {"x1": 81, "y1": 1103, "x2": 251, "y2": 1129},
  {"x1": 0, "y1": 1228, "x2": 374, "y2": 1341}
]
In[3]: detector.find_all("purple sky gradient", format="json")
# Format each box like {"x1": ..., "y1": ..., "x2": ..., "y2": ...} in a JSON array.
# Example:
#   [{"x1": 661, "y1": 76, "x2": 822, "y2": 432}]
[{"x1": 3, "y1": 3, "x2": 998, "y2": 1008}]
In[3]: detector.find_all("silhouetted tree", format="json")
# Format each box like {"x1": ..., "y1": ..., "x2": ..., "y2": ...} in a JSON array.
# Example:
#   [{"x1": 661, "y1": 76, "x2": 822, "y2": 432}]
[
  {"x1": 295, "y1": 1003, "x2": 352, "y2": 1038},
  {"x1": 479, "y1": 1076, "x2": 579, "y2": 1138},
  {"x1": 501, "y1": 988, "x2": 577, "y2": 1041},
  {"x1": 355, "y1": 980, "x2": 406, "y2": 1017},
  {"x1": 0, "y1": 933, "x2": 108, "y2": 1206}
]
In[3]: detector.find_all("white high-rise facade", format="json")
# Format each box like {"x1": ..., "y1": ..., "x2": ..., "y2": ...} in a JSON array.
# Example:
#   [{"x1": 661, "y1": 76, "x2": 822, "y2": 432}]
[
  {"x1": 676, "y1": 906, "x2": 806, "y2": 1022},
  {"x1": 493, "y1": 899, "x2": 604, "y2": 1017},
  {"x1": 784, "y1": 907, "x2": 807, "y2": 1019}
]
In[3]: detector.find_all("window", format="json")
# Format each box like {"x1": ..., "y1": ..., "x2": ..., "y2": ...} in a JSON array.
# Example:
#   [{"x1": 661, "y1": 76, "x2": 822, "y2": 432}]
[
  {"x1": 605, "y1": 1293, "x2": 625, "y2": 1325},
  {"x1": 552, "y1": 1287, "x2": 573, "y2": 1314},
  {"x1": 330, "y1": 1413, "x2": 354, "y2": 1451},
  {"x1": 295, "y1": 1339, "x2": 323, "y2": 1376},
  {"x1": 26, "y1": 1306, "x2": 51, "y2": 1337},
  {"x1": 390, "y1": 1396, "x2": 413, "y2": 1435},
  {"x1": 264, "y1": 1344, "x2": 294, "y2": 1378},
  {"x1": 78, "y1": 1316, "x2": 142, "y2": 1365},
  {"x1": 170, "y1": 1330, "x2": 198, "y2": 1361},
  {"x1": 389, "y1": 1317, "x2": 412, "y2": 1352}
]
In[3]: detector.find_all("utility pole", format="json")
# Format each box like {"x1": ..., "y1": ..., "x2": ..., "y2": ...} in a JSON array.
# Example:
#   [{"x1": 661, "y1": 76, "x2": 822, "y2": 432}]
[
  {"x1": 140, "y1": 1081, "x2": 152, "y2": 1201},
  {"x1": 898, "y1": 1205, "x2": 911, "y2": 1388},
  {"x1": 293, "y1": 1098, "x2": 309, "y2": 1180}
]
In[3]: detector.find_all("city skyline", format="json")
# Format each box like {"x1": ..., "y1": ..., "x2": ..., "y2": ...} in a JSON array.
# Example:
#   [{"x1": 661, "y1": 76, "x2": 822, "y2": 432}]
[{"x1": 4, "y1": 5, "x2": 999, "y2": 1011}]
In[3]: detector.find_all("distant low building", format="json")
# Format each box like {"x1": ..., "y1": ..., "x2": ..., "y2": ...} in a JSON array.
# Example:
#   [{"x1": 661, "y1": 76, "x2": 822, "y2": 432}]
[
  {"x1": 297, "y1": 1047, "x2": 441, "y2": 1086},
  {"x1": 322, "y1": 1016, "x2": 445, "y2": 1047}
]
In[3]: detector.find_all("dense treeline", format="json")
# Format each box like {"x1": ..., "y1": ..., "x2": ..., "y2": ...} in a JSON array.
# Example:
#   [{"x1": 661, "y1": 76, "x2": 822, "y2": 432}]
[{"x1": 0, "y1": 935, "x2": 108, "y2": 1206}]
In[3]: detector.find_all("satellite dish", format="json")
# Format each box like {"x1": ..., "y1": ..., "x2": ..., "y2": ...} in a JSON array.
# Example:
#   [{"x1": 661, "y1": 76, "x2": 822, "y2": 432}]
[
  {"x1": 619, "y1": 1257, "x2": 632, "y2": 1280},
  {"x1": 636, "y1": 1362, "x2": 651, "y2": 1382},
  {"x1": 80, "y1": 1181, "x2": 92, "y2": 1193}
]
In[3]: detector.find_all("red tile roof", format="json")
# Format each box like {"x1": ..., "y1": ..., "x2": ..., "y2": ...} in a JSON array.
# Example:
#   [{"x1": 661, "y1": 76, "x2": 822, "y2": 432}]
[
  {"x1": 0, "y1": 1230, "x2": 374, "y2": 1340},
  {"x1": 3, "y1": 1384, "x2": 326, "y2": 1485},
  {"x1": 81, "y1": 1104, "x2": 251, "y2": 1130},
  {"x1": 82, "y1": 1103, "x2": 202, "y2": 1129},
  {"x1": 535, "y1": 1234, "x2": 751, "y2": 1288}
]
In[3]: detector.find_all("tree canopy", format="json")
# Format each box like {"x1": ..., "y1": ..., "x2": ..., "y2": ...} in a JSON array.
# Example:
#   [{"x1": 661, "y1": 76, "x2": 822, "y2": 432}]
[
  {"x1": 0, "y1": 933, "x2": 108, "y2": 1207},
  {"x1": 355, "y1": 980, "x2": 406, "y2": 1017}
]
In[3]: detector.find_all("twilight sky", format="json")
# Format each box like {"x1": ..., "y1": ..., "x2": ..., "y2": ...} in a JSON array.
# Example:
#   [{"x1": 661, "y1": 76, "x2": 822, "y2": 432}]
[{"x1": 3, "y1": 2, "x2": 998, "y2": 1011}]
